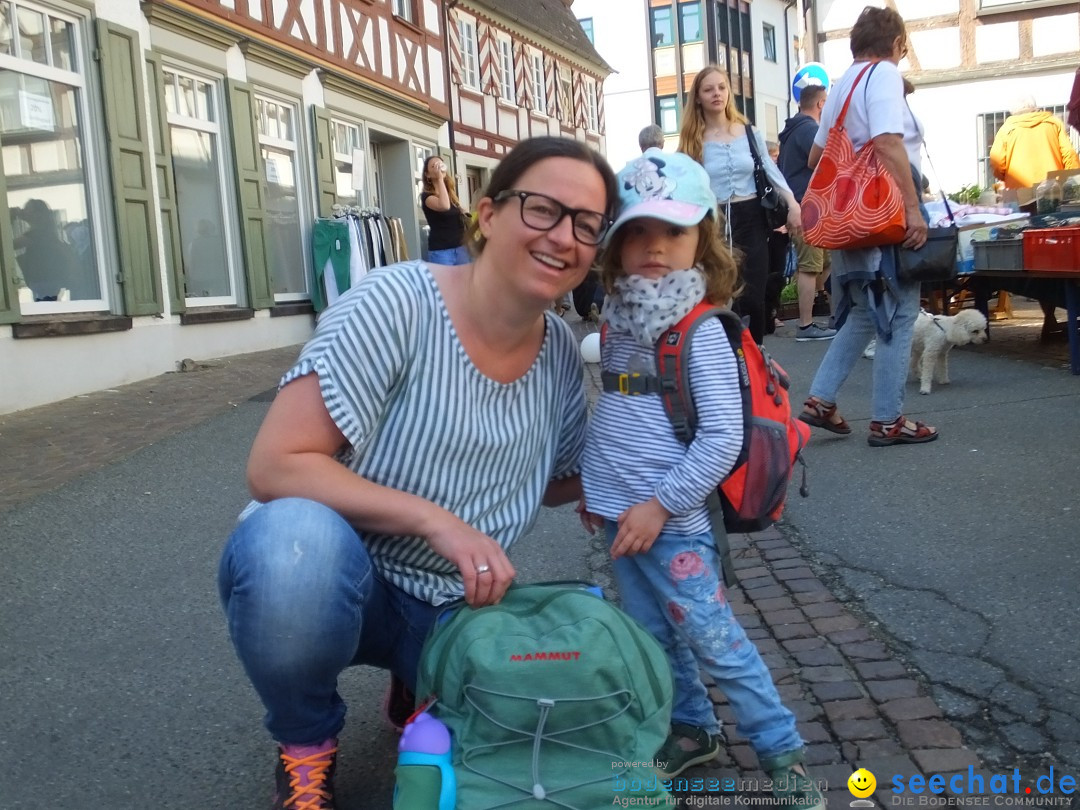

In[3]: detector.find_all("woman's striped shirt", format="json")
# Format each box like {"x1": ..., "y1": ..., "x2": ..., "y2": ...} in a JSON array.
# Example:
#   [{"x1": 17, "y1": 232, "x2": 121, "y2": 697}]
[
  {"x1": 582, "y1": 318, "x2": 744, "y2": 534},
  {"x1": 242, "y1": 261, "x2": 586, "y2": 606}
]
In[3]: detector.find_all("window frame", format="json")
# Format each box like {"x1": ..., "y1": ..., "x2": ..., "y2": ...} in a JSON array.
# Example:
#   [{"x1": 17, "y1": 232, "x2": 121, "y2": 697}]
[
  {"x1": 650, "y1": 5, "x2": 674, "y2": 48},
  {"x1": 391, "y1": 0, "x2": 415, "y2": 25},
  {"x1": 762, "y1": 22, "x2": 776, "y2": 62},
  {"x1": 458, "y1": 17, "x2": 479, "y2": 90},
  {"x1": 657, "y1": 95, "x2": 678, "y2": 135},
  {"x1": 579, "y1": 17, "x2": 594, "y2": 44},
  {"x1": 585, "y1": 79, "x2": 598, "y2": 132},
  {"x1": 330, "y1": 116, "x2": 365, "y2": 207},
  {"x1": 0, "y1": 0, "x2": 112, "y2": 316},
  {"x1": 254, "y1": 90, "x2": 311, "y2": 302},
  {"x1": 497, "y1": 36, "x2": 514, "y2": 102},
  {"x1": 162, "y1": 62, "x2": 241, "y2": 308},
  {"x1": 558, "y1": 65, "x2": 572, "y2": 124},
  {"x1": 678, "y1": 2, "x2": 702, "y2": 44},
  {"x1": 530, "y1": 51, "x2": 546, "y2": 115}
]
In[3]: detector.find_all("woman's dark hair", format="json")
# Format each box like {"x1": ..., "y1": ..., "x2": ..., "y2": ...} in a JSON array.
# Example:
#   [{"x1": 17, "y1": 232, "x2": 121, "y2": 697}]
[
  {"x1": 465, "y1": 137, "x2": 618, "y2": 255},
  {"x1": 849, "y1": 6, "x2": 907, "y2": 59}
]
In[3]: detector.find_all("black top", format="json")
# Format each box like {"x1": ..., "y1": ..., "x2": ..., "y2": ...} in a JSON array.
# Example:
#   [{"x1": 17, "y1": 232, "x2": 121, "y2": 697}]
[
  {"x1": 777, "y1": 113, "x2": 819, "y2": 203},
  {"x1": 422, "y1": 193, "x2": 466, "y2": 251}
]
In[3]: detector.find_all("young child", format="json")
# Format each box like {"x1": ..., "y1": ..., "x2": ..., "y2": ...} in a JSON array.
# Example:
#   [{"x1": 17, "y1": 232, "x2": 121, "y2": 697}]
[{"x1": 580, "y1": 149, "x2": 823, "y2": 807}]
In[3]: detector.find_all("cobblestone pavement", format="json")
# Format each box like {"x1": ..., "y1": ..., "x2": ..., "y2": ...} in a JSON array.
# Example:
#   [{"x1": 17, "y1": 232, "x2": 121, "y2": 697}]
[{"x1": 3, "y1": 306, "x2": 1076, "y2": 809}]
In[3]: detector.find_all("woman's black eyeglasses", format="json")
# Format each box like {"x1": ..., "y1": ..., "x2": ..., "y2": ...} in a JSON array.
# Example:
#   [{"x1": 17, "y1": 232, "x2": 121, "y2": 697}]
[{"x1": 493, "y1": 190, "x2": 611, "y2": 246}]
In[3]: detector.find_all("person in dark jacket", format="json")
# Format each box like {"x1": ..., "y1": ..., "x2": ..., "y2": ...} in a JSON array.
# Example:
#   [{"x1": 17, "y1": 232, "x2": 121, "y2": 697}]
[{"x1": 778, "y1": 84, "x2": 835, "y2": 340}]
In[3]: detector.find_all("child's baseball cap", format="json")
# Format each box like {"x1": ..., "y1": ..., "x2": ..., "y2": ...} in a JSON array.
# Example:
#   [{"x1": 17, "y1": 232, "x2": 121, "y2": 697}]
[{"x1": 607, "y1": 148, "x2": 718, "y2": 241}]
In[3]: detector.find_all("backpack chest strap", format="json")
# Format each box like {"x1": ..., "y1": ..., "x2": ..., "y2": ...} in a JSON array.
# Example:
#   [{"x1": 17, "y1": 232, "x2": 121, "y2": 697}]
[{"x1": 600, "y1": 370, "x2": 665, "y2": 396}]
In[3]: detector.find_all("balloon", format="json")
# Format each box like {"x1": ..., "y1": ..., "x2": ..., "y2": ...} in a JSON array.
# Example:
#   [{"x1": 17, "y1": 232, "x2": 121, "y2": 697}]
[{"x1": 580, "y1": 332, "x2": 601, "y2": 364}]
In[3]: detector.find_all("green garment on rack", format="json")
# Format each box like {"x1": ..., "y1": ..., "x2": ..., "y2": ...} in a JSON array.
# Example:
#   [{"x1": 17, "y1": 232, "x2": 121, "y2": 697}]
[{"x1": 310, "y1": 219, "x2": 352, "y2": 313}]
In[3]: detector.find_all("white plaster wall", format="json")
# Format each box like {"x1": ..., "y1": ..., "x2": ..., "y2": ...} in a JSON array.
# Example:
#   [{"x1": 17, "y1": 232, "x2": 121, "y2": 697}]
[
  {"x1": 0, "y1": 316, "x2": 313, "y2": 415},
  {"x1": 92, "y1": 0, "x2": 145, "y2": 29},
  {"x1": 909, "y1": 27, "x2": 961, "y2": 71},
  {"x1": 752, "y1": 0, "x2": 799, "y2": 133},
  {"x1": 573, "y1": 0, "x2": 651, "y2": 169},
  {"x1": 975, "y1": 20, "x2": 1020, "y2": 63},
  {"x1": 1032, "y1": 12, "x2": 1080, "y2": 58},
  {"x1": 907, "y1": 70, "x2": 1077, "y2": 195}
]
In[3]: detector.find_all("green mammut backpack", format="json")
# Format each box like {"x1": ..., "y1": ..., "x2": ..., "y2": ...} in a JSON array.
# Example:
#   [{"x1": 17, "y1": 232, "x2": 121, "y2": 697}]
[{"x1": 414, "y1": 582, "x2": 673, "y2": 809}]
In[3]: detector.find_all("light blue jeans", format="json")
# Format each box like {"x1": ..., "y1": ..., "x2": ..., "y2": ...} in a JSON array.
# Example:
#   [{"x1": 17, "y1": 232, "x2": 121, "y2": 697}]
[
  {"x1": 426, "y1": 245, "x2": 471, "y2": 266},
  {"x1": 808, "y1": 277, "x2": 921, "y2": 423},
  {"x1": 217, "y1": 498, "x2": 440, "y2": 745},
  {"x1": 607, "y1": 522, "x2": 802, "y2": 760}
]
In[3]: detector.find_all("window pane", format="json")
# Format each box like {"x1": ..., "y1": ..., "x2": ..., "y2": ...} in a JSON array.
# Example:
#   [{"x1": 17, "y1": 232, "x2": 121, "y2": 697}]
[
  {"x1": 680, "y1": 3, "x2": 701, "y2": 42},
  {"x1": 2, "y1": 74, "x2": 100, "y2": 301},
  {"x1": 580, "y1": 18, "x2": 593, "y2": 44},
  {"x1": 177, "y1": 74, "x2": 196, "y2": 118},
  {"x1": 16, "y1": 6, "x2": 46, "y2": 64},
  {"x1": 262, "y1": 147, "x2": 305, "y2": 295},
  {"x1": 1, "y1": 2, "x2": 15, "y2": 57},
  {"x1": 659, "y1": 97, "x2": 678, "y2": 134},
  {"x1": 48, "y1": 16, "x2": 73, "y2": 71},
  {"x1": 651, "y1": 7, "x2": 672, "y2": 47},
  {"x1": 171, "y1": 126, "x2": 231, "y2": 298}
]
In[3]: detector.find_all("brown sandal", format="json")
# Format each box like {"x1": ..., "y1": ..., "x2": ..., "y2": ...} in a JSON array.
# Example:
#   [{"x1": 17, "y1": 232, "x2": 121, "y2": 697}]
[
  {"x1": 868, "y1": 415, "x2": 939, "y2": 447},
  {"x1": 798, "y1": 396, "x2": 852, "y2": 435}
]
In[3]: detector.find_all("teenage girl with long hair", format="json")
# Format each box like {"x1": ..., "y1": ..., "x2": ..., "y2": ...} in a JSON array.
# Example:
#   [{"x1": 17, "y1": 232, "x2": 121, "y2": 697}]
[{"x1": 678, "y1": 66, "x2": 801, "y2": 344}]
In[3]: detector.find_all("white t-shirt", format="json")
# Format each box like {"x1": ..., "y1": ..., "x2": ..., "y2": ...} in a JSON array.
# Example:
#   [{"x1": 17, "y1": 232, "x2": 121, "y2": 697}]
[{"x1": 814, "y1": 60, "x2": 923, "y2": 174}]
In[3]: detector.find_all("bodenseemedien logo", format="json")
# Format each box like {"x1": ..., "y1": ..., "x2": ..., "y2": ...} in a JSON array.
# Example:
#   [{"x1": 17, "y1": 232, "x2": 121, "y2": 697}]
[{"x1": 849, "y1": 768, "x2": 877, "y2": 807}]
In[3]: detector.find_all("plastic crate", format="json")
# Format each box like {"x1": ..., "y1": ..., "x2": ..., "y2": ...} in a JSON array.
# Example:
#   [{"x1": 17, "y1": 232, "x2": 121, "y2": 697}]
[
  {"x1": 973, "y1": 238, "x2": 1024, "y2": 271},
  {"x1": 1023, "y1": 227, "x2": 1080, "y2": 272}
]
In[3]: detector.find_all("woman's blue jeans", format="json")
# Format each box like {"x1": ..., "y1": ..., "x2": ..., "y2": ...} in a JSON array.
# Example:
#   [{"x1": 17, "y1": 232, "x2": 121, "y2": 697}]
[
  {"x1": 426, "y1": 245, "x2": 471, "y2": 266},
  {"x1": 217, "y1": 498, "x2": 440, "y2": 745},
  {"x1": 606, "y1": 522, "x2": 801, "y2": 760},
  {"x1": 809, "y1": 277, "x2": 921, "y2": 423}
]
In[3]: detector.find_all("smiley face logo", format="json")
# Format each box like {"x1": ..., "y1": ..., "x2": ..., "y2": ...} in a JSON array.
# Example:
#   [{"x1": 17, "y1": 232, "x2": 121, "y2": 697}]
[{"x1": 848, "y1": 768, "x2": 877, "y2": 798}]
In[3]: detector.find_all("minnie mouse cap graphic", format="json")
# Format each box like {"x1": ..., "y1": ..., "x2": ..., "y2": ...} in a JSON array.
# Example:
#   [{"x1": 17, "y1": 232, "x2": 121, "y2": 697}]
[{"x1": 607, "y1": 148, "x2": 718, "y2": 241}]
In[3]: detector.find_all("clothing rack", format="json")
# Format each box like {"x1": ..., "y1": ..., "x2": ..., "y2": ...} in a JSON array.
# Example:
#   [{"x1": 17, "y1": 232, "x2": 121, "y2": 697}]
[{"x1": 310, "y1": 206, "x2": 409, "y2": 312}]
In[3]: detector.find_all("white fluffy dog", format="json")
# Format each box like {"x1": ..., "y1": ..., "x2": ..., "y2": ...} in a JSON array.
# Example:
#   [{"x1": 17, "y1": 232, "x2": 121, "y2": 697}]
[{"x1": 909, "y1": 308, "x2": 988, "y2": 394}]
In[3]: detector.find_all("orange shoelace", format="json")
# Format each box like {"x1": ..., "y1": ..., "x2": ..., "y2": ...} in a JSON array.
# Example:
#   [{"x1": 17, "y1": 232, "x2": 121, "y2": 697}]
[{"x1": 280, "y1": 745, "x2": 338, "y2": 810}]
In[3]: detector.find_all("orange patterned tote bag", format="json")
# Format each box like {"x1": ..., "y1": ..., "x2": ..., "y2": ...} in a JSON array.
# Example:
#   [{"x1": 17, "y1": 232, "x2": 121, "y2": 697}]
[{"x1": 801, "y1": 62, "x2": 907, "y2": 250}]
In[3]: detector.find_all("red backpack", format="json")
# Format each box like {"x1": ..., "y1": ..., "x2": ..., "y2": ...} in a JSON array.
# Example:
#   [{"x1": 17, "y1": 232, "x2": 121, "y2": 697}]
[{"x1": 600, "y1": 302, "x2": 809, "y2": 582}]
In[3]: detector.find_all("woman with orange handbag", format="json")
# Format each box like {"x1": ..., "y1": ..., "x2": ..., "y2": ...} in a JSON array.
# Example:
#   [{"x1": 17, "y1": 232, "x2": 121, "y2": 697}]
[{"x1": 797, "y1": 6, "x2": 939, "y2": 447}]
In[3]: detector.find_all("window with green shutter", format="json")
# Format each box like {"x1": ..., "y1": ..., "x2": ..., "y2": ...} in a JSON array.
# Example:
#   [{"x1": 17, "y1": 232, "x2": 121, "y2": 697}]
[
  {"x1": 0, "y1": 2, "x2": 112, "y2": 318},
  {"x1": 160, "y1": 64, "x2": 238, "y2": 305}
]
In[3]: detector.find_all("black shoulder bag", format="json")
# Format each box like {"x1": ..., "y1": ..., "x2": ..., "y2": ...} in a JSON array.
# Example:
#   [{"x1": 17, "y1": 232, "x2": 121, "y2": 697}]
[
  {"x1": 895, "y1": 106, "x2": 958, "y2": 283},
  {"x1": 745, "y1": 126, "x2": 789, "y2": 231}
]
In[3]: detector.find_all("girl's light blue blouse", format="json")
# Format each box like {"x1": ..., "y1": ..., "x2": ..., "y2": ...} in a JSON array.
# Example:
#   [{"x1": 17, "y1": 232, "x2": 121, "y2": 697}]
[{"x1": 702, "y1": 127, "x2": 793, "y2": 203}]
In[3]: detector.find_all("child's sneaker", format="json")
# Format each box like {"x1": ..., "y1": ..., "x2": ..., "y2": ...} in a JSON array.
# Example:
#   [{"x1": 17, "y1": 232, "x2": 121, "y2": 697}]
[
  {"x1": 273, "y1": 738, "x2": 338, "y2": 810},
  {"x1": 761, "y1": 750, "x2": 825, "y2": 810},
  {"x1": 654, "y1": 722, "x2": 722, "y2": 778}
]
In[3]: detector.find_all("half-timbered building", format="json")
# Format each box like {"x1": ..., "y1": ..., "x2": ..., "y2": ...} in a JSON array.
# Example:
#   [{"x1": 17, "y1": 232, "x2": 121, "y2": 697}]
[
  {"x1": 441, "y1": 0, "x2": 611, "y2": 206},
  {"x1": 0, "y1": 0, "x2": 452, "y2": 413}
]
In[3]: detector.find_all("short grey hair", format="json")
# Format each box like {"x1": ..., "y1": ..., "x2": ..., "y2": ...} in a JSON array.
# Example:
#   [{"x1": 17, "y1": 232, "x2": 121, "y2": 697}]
[
  {"x1": 1009, "y1": 94, "x2": 1038, "y2": 115},
  {"x1": 638, "y1": 124, "x2": 665, "y2": 151}
]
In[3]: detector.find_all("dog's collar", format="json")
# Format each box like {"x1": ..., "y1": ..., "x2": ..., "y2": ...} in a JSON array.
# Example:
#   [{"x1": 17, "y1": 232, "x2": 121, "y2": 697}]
[{"x1": 932, "y1": 317, "x2": 947, "y2": 333}]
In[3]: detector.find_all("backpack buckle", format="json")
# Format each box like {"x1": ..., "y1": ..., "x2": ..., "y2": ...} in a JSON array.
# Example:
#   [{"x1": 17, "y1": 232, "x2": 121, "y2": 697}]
[{"x1": 618, "y1": 373, "x2": 641, "y2": 395}]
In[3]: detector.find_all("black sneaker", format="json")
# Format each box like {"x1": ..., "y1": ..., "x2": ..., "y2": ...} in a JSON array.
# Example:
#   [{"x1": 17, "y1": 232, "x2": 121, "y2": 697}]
[
  {"x1": 273, "y1": 739, "x2": 337, "y2": 810},
  {"x1": 383, "y1": 673, "x2": 416, "y2": 731}
]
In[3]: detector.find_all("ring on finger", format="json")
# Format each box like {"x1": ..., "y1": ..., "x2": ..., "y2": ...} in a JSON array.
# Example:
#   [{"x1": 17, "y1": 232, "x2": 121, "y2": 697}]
[{"x1": 475, "y1": 563, "x2": 491, "y2": 575}]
